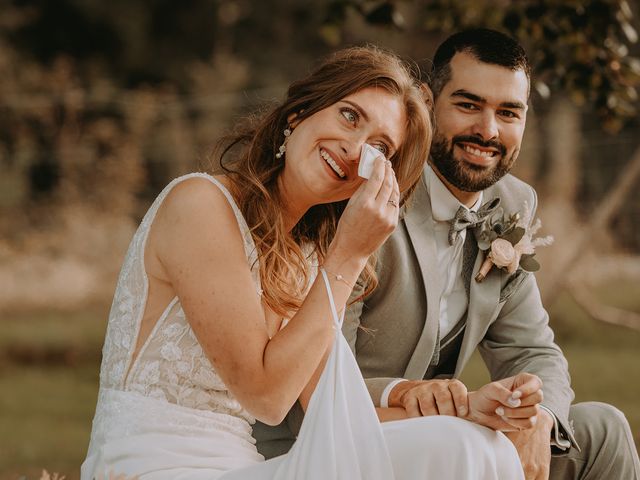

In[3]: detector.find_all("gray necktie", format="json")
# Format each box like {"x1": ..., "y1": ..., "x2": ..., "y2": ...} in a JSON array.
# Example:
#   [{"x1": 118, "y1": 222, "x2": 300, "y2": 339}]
[
  {"x1": 461, "y1": 231, "x2": 479, "y2": 298},
  {"x1": 447, "y1": 197, "x2": 501, "y2": 246}
]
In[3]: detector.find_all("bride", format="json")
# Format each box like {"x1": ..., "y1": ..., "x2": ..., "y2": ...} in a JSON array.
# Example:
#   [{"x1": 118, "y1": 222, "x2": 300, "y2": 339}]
[{"x1": 81, "y1": 46, "x2": 530, "y2": 479}]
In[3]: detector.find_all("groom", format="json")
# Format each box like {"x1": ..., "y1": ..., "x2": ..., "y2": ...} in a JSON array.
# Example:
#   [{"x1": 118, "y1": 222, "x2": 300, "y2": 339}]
[{"x1": 342, "y1": 29, "x2": 639, "y2": 480}]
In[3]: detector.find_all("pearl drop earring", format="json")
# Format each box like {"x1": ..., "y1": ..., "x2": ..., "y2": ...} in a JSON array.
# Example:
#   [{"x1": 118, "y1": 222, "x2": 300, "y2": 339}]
[{"x1": 275, "y1": 127, "x2": 292, "y2": 159}]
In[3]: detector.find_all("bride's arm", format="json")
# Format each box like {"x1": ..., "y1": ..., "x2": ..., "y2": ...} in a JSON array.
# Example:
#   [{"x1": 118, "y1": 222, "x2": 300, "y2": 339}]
[
  {"x1": 375, "y1": 407, "x2": 408, "y2": 421},
  {"x1": 152, "y1": 163, "x2": 396, "y2": 426},
  {"x1": 296, "y1": 346, "x2": 408, "y2": 423}
]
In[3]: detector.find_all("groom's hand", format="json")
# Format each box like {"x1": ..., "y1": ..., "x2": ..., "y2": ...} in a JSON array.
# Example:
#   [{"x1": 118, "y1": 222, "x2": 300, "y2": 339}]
[
  {"x1": 388, "y1": 379, "x2": 469, "y2": 418},
  {"x1": 506, "y1": 409, "x2": 553, "y2": 480},
  {"x1": 467, "y1": 373, "x2": 543, "y2": 432}
]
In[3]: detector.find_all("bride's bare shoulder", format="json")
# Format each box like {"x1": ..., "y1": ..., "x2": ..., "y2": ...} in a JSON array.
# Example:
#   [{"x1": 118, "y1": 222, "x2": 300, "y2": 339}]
[
  {"x1": 151, "y1": 174, "x2": 246, "y2": 257},
  {"x1": 158, "y1": 174, "x2": 238, "y2": 221}
]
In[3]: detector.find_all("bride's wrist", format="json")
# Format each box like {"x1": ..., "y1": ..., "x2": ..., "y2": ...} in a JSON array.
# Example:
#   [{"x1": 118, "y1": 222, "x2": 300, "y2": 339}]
[
  {"x1": 323, "y1": 248, "x2": 368, "y2": 288},
  {"x1": 320, "y1": 259, "x2": 365, "y2": 291}
]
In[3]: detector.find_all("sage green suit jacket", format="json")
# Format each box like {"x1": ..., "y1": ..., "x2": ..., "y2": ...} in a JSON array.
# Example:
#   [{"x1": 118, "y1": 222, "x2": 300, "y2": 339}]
[
  {"x1": 343, "y1": 171, "x2": 576, "y2": 446},
  {"x1": 253, "y1": 171, "x2": 578, "y2": 458}
]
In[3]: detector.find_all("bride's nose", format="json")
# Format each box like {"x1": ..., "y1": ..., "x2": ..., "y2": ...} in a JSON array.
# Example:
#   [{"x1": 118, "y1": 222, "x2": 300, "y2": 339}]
[{"x1": 339, "y1": 139, "x2": 364, "y2": 164}]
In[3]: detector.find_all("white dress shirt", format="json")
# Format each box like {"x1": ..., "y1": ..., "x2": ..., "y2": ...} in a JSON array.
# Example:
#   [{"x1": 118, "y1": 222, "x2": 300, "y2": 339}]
[{"x1": 424, "y1": 164, "x2": 483, "y2": 339}]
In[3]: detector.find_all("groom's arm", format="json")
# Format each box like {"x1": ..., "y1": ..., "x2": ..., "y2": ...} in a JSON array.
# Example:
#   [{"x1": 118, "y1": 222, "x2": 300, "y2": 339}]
[
  {"x1": 343, "y1": 279, "x2": 400, "y2": 407},
  {"x1": 345, "y1": 280, "x2": 473, "y2": 422},
  {"x1": 345, "y1": 283, "x2": 465, "y2": 417},
  {"x1": 480, "y1": 268, "x2": 577, "y2": 450}
]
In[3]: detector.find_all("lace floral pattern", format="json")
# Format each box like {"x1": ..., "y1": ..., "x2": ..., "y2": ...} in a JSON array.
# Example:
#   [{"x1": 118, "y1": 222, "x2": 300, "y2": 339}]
[{"x1": 96, "y1": 173, "x2": 260, "y2": 425}]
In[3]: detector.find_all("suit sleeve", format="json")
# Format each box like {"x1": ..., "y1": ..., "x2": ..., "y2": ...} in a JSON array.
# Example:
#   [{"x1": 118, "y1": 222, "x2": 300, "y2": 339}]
[
  {"x1": 479, "y1": 188, "x2": 578, "y2": 449},
  {"x1": 344, "y1": 281, "x2": 401, "y2": 407}
]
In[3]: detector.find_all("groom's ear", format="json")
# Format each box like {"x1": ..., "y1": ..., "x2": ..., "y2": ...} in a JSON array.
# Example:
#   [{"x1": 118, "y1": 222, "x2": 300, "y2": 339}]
[{"x1": 420, "y1": 83, "x2": 434, "y2": 110}]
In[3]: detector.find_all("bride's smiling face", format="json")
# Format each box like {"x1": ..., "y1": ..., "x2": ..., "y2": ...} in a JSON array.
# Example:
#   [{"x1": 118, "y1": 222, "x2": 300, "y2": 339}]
[{"x1": 280, "y1": 87, "x2": 406, "y2": 206}]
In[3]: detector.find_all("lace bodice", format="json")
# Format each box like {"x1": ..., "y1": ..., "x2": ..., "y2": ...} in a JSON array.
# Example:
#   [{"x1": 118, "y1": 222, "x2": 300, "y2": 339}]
[{"x1": 97, "y1": 173, "x2": 261, "y2": 424}]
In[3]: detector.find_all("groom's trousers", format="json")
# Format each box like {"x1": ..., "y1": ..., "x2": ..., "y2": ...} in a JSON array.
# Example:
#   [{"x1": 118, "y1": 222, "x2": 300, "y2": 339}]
[{"x1": 549, "y1": 402, "x2": 639, "y2": 480}]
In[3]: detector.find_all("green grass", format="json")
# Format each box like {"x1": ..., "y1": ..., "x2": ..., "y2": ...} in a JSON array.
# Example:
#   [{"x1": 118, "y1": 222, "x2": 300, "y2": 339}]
[
  {"x1": 0, "y1": 364, "x2": 99, "y2": 480},
  {"x1": 0, "y1": 306, "x2": 108, "y2": 480},
  {"x1": 0, "y1": 306, "x2": 108, "y2": 353},
  {"x1": 0, "y1": 287, "x2": 639, "y2": 479}
]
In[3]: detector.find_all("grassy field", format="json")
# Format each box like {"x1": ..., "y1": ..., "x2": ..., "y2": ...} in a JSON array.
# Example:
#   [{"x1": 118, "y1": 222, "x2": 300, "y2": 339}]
[
  {"x1": 1, "y1": 288, "x2": 639, "y2": 480},
  {"x1": 0, "y1": 308, "x2": 106, "y2": 480}
]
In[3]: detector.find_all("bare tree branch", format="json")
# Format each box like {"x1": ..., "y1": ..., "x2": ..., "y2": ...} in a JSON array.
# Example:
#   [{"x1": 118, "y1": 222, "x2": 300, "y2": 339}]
[
  {"x1": 544, "y1": 144, "x2": 640, "y2": 305},
  {"x1": 569, "y1": 282, "x2": 640, "y2": 332}
]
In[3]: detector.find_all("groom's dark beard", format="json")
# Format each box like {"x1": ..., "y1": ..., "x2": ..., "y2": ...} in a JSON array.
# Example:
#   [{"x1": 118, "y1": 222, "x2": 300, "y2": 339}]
[{"x1": 430, "y1": 133, "x2": 515, "y2": 192}]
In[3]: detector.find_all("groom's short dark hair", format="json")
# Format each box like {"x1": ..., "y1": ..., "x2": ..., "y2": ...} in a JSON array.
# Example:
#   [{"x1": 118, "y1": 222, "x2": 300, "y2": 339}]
[{"x1": 430, "y1": 28, "x2": 531, "y2": 98}]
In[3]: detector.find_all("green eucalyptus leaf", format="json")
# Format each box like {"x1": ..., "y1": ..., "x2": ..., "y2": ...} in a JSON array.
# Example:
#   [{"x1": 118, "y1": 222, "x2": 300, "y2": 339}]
[
  {"x1": 502, "y1": 226, "x2": 526, "y2": 245},
  {"x1": 519, "y1": 254, "x2": 540, "y2": 272}
]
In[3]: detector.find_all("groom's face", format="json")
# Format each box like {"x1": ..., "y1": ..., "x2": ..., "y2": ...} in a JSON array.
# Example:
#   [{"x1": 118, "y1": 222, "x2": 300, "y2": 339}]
[{"x1": 431, "y1": 52, "x2": 529, "y2": 192}]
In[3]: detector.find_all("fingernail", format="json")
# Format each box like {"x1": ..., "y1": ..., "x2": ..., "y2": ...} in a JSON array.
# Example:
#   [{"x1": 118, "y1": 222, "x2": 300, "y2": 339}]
[
  {"x1": 511, "y1": 390, "x2": 522, "y2": 400},
  {"x1": 495, "y1": 406, "x2": 504, "y2": 416},
  {"x1": 458, "y1": 406, "x2": 467, "y2": 416},
  {"x1": 507, "y1": 397, "x2": 521, "y2": 408},
  {"x1": 531, "y1": 415, "x2": 537, "y2": 425}
]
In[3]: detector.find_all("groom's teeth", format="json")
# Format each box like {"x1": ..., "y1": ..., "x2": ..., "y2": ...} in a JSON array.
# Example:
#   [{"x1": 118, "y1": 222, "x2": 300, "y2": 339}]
[
  {"x1": 320, "y1": 149, "x2": 346, "y2": 178},
  {"x1": 463, "y1": 145, "x2": 495, "y2": 158}
]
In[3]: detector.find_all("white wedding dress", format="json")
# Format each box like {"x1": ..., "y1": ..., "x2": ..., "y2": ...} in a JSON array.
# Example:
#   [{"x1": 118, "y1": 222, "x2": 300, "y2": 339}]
[{"x1": 81, "y1": 173, "x2": 524, "y2": 480}]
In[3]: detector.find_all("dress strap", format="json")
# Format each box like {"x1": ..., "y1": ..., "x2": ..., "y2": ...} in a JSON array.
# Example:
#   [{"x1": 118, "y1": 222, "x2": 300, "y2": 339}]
[
  {"x1": 319, "y1": 268, "x2": 344, "y2": 329},
  {"x1": 199, "y1": 176, "x2": 250, "y2": 237}
]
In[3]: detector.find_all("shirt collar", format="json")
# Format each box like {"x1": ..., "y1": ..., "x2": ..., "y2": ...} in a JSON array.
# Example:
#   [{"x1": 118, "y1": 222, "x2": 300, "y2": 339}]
[{"x1": 424, "y1": 163, "x2": 483, "y2": 222}]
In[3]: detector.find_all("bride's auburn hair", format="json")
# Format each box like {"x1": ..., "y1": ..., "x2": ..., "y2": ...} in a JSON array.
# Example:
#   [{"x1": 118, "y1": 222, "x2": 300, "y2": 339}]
[{"x1": 216, "y1": 45, "x2": 432, "y2": 316}]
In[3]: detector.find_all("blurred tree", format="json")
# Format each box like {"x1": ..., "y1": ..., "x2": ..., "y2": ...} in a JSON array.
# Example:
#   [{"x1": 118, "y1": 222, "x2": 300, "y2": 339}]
[
  {"x1": 325, "y1": 0, "x2": 640, "y2": 132},
  {"x1": 0, "y1": 0, "x2": 638, "y2": 310},
  {"x1": 3, "y1": 0, "x2": 335, "y2": 89},
  {"x1": 5, "y1": 0, "x2": 218, "y2": 87}
]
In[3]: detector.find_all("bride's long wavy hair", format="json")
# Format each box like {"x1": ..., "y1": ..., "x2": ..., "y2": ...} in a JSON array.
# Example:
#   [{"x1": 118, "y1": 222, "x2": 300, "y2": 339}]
[{"x1": 215, "y1": 46, "x2": 432, "y2": 317}]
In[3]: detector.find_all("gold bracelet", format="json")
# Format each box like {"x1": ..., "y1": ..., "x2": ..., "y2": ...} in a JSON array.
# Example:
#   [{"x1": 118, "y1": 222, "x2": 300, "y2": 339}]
[{"x1": 319, "y1": 266, "x2": 354, "y2": 289}]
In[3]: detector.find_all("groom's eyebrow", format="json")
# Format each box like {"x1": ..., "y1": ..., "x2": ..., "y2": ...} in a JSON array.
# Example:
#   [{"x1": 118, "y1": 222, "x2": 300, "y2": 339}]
[{"x1": 451, "y1": 89, "x2": 526, "y2": 110}]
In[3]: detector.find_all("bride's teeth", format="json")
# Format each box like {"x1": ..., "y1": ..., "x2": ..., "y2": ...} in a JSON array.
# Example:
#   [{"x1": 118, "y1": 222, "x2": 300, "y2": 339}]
[{"x1": 320, "y1": 149, "x2": 346, "y2": 178}]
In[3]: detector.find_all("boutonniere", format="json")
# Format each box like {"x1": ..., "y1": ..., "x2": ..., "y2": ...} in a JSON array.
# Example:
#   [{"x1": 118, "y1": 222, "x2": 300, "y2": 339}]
[{"x1": 474, "y1": 201, "x2": 554, "y2": 282}]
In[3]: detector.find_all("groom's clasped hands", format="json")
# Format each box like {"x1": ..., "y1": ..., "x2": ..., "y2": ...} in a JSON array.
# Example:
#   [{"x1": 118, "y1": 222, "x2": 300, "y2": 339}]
[{"x1": 388, "y1": 372, "x2": 543, "y2": 432}]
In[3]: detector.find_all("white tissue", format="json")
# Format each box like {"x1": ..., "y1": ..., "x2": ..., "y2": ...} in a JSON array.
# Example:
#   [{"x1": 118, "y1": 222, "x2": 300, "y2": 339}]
[{"x1": 358, "y1": 143, "x2": 384, "y2": 179}]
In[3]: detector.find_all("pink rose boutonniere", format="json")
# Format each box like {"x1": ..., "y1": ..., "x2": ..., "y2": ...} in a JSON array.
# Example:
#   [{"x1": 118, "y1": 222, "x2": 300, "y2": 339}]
[{"x1": 474, "y1": 201, "x2": 554, "y2": 282}]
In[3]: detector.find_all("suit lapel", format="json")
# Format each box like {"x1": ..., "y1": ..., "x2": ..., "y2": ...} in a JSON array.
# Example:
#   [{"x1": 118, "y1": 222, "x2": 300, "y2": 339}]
[{"x1": 402, "y1": 177, "x2": 444, "y2": 379}]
